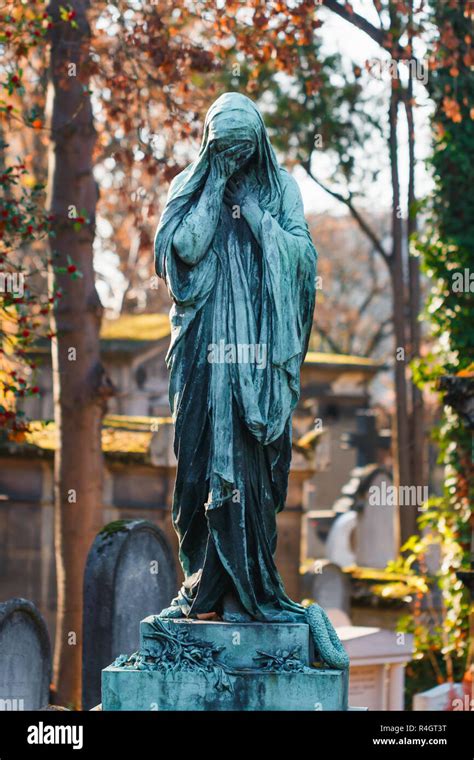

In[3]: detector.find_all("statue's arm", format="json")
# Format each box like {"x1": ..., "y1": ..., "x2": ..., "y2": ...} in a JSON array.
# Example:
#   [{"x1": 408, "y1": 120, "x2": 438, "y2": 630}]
[
  {"x1": 227, "y1": 173, "x2": 311, "y2": 251},
  {"x1": 173, "y1": 145, "x2": 254, "y2": 266},
  {"x1": 172, "y1": 173, "x2": 226, "y2": 266},
  {"x1": 239, "y1": 198, "x2": 264, "y2": 245}
]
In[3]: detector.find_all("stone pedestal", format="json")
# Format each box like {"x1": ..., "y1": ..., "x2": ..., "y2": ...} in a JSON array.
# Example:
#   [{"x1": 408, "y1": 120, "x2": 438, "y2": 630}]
[{"x1": 102, "y1": 616, "x2": 349, "y2": 711}]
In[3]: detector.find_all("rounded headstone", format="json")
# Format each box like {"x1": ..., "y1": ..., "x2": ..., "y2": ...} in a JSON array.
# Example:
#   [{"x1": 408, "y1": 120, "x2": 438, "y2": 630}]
[
  {"x1": 311, "y1": 562, "x2": 351, "y2": 616},
  {"x1": 0, "y1": 598, "x2": 51, "y2": 710},
  {"x1": 82, "y1": 519, "x2": 177, "y2": 710},
  {"x1": 326, "y1": 511, "x2": 357, "y2": 567},
  {"x1": 355, "y1": 470, "x2": 397, "y2": 569}
]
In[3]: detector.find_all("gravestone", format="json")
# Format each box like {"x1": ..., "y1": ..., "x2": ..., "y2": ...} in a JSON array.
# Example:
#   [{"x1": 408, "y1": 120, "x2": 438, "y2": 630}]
[
  {"x1": 332, "y1": 465, "x2": 397, "y2": 570},
  {"x1": 337, "y1": 626, "x2": 413, "y2": 710},
  {"x1": 310, "y1": 561, "x2": 351, "y2": 617},
  {"x1": 303, "y1": 466, "x2": 397, "y2": 628},
  {"x1": 0, "y1": 598, "x2": 51, "y2": 710},
  {"x1": 303, "y1": 509, "x2": 336, "y2": 560},
  {"x1": 103, "y1": 617, "x2": 349, "y2": 711},
  {"x1": 340, "y1": 409, "x2": 391, "y2": 467},
  {"x1": 326, "y1": 510, "x2": 357, "y2": 567},
  {"x1": 83, "y1": 519, "x2": 177, "y2": 710},
  {"x1": 149, "y1": 422, "x2": 176, "y2": 467},
  {"x1": 354, "y1": 470, "x2": 397, "y2": 569},
  {"x1": 413, "y1": 682, "x2": 467, "y2": 711}
]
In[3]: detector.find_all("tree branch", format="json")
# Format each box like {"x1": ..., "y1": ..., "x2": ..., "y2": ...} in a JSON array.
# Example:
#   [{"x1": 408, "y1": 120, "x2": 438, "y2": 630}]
[
  {"x1": 364, "y1": 317, "x2": 393, "y2": 356},
  {"x1": 313, "y1": 323, "x2": 344, "y2": 355},
  {"x1": 358, "y1": 283, "x2": 384, "y2": 317},
  {"x1": 304, "y1": 165, "x2": 390, "y2": 264},
  {"x1": 321, "y1": 0, "x2": 385, "y2": 46},
  {"x1": 321, "y1": 0, "x2": 427, "y2": 82}
]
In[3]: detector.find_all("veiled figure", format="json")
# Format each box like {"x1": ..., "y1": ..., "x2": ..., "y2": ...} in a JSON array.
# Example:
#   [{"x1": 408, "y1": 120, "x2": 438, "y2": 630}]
[{"x1": 154, "y1": 92, "x2": 317, "y2": 625}]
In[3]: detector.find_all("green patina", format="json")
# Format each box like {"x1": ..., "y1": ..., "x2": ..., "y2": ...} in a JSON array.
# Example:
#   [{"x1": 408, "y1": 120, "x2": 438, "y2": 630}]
[
  {"x1": 153, "y1": 92, "x2": 348, "y2": 669},
  {"x1": 103, "y1": 617, "x2": 348, "y2": 710},
  {"x1": 102, "y1": 93, "x2": 348, "y2": 711}
]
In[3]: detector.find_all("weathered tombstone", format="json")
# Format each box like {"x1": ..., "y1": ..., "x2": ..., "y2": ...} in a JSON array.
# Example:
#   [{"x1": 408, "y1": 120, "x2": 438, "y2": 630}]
[
  {"x1": 340, "y1": 409, "x2": 391, "y2": 467},
  {"x1": 303, "y1": 508, "x2": 337, "y2": 560},
  {"x1": 337, "y1": 626, "x2": 413, "y2": 710},
  {"x1": 310, "y1": 560, "x2": 351, "y2": 617},
  {"x1": 0, "y1": 598, "x2": 51, "y2": 710},
  {"x1": 83, "y1": 519, "x2": 177, "y2": 710},
  {"x1": 413, "y1": 682, "x2": 467, "y2": 711},
  {"x1": 354, "y1": 469, "x2": 398, "y2": 569},
  {"x1": 148, "y1": 422, "x2": 176, "y2": 467},
  {"x1": 333, "y1": 464, "x2": 397, "y2": 570},
  {"x1": 326, "y1": 510, "x2": 357, "y2": 567}
]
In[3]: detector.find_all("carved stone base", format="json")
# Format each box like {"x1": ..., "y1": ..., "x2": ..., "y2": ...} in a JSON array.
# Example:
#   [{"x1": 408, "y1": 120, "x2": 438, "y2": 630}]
[
  {"x1": 102, "y1": 664, "x2": 348, "y2": 711},
  {"x1": 141, "y1": 616, "x2": 315, "y2": 668},
  {"x1": 101, "y1": 617, "x2": 349, "y2": 711}
]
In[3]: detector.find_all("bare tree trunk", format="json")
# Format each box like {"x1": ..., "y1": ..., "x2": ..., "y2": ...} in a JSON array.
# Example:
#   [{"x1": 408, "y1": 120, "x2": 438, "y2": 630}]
[
  {"x1": 318, "y1": 0, "x2": 424, "y2": 542},
  {"x1": 388, "y1": 79, "x2": 415, "y2": 543},
  {"x1": 46, "y1": 0, "x2": 112, "y2": 707},
  {"x1": 404, "y1": 8, "x2": 425, "y2": 500}
]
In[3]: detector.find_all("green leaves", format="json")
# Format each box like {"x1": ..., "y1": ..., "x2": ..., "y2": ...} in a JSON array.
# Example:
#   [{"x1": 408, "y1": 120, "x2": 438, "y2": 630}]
[
  {"x1": 253, "y1": 646, "x2": 306, "y2": 672},
  {"x1": 59, "y1": 5, "x2": 78, "y2": 29},
  {"x1": 403, "y1": 4, "x2": 473, "y2": 692}
]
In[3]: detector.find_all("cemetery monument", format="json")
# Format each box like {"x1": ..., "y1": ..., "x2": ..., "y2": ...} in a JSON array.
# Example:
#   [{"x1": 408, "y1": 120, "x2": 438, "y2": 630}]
[{"x1": 102, "y1": 92, "x2": 349, "y2": 710}]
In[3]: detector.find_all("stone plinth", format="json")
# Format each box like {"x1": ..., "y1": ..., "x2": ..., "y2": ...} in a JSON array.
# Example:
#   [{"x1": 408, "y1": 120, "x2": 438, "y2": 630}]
[
  {"x1": 102, "y1": 617, "x2": 349, "y2": 711},
  {"x1": 102, "y1": 665, "x2": 347, "y2": 711},
  {"x1": 140, "y1": 616, "x2": 314, "y2": 668}
]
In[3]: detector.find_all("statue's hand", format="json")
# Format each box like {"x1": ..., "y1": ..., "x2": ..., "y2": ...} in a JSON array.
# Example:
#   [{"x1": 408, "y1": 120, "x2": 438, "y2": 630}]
[
  {"x1": 210, "y1": 144, "x2": 254, "y2": 181},
  {"x1": 224, "y1": 177, "x2": 259, "y2": 213}
]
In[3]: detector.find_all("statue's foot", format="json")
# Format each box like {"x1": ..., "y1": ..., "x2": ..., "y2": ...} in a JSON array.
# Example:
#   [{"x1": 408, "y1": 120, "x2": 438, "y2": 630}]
[{"x1": 195, "y1": 611, "x2": 220, "y2": 621}]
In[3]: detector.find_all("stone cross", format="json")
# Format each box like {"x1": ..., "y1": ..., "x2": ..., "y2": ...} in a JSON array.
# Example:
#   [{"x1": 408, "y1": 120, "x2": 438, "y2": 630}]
[{"x1": 340, "y1": 409, "x2": 391, "y2": 467}]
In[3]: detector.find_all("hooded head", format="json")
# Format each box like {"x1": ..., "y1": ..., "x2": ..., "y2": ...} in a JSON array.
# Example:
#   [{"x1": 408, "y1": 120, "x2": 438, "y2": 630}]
[
  {"x1": 200, "y1": 93, "x2": 282, "y2": 207},
  {"x1": 163, "y1": 93, "x2": 282, "y2": 214},
  {"x1": 204, "y1": 94, "x2": 261, "y2": 164},
  {"x1": 206, "y1": 100, "x2": 257, "y2": 163},
  {"x1": 155, "y1": 93, "x2": 283, "y2": 279}
]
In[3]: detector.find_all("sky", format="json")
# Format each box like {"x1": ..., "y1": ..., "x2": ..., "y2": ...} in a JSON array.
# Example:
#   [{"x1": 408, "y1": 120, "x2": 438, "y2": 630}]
[{"x1": 297, "y1": 1, "x2": 434, "y2": 215}]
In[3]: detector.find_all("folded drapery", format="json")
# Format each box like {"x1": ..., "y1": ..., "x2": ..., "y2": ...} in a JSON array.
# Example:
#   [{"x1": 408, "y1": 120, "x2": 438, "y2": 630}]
[{"x1": 154, "y1": 94, "x2": 347, "y2": 671}]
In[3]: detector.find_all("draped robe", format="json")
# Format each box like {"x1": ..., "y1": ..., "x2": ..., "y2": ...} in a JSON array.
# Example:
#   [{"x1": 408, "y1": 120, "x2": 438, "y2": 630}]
[{"x1": 154, "y1": 93, "x2": 317, "y2": 623}]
